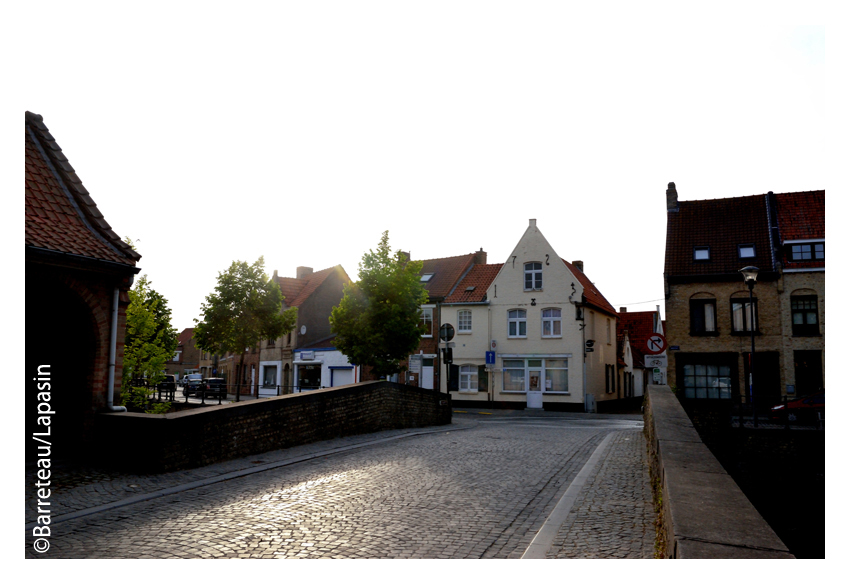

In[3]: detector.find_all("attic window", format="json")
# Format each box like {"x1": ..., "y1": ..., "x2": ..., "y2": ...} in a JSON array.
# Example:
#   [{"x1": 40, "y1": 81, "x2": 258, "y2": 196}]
[
  {"x1": 738, "y1": 244, "x2": 755, "y2": 259},
  {"x1": 420, "y1": 273, "x2": 434, "y2": 282},
  {"x1": 694, "y1": 246, "x2": 710, "y2": 261},
  {"x1": 465, "y1": 286, "x2": 476, "y2": 292}
]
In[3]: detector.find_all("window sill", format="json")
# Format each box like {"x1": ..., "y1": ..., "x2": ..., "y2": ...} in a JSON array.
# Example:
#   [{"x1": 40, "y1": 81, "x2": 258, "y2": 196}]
[
  {"x1": 500, "y1": 391, "x2": 527, "y2": 394},
  {"x1": 507, "y1": 337, "x2": 527, "y2": 340},
  {"x1": 541, "y1": 336, "x2": 562, "y2": 339},
  {"x1": 457, "y1": 331, "x2": 472, "y2": 335}
]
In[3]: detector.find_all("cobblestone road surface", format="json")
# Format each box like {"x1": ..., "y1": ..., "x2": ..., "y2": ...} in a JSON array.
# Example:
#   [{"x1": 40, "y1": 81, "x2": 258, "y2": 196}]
[{"x1": 25, "y1": 411, "x2": 655, "y2": 559}]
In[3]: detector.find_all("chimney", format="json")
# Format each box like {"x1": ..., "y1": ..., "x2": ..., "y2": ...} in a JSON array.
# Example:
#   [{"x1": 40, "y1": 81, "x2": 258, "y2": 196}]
[
  {"x1": 666, "y1": 182, "x2": 679, "y2": 211},
  {"x1": 398, "y1": 251, "x2": 410, "y2": 263},
  {"x1": 529, "y1": 218, "x2": 537, "y2": 228},
  {"x1": 272, "y1": 269, "x2": 278, "y2": 280},
  {"x1": 296, "y1": 266, "x2": 313, "y2": 280},
  {"x1": 620, "y1": 307, "x2": 628, "y2": 313},
  {"x1": 474, "y1": 248, "x2": 487, "y2": 265},
  {"x1": 573, "y1": 260, "x2": 584, "y2": 273}
]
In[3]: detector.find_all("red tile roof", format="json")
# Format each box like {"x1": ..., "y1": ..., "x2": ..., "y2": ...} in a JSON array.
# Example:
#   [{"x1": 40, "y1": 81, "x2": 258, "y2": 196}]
[
  {"x1": 564, "y1": 260, "x2": 617, "y2": 317},
  {"x1": 417, "y1": 254, "x2": 477, "y2": 300},
  {"x1": 25, "y1": 112, "x2": 139, "y2": 267},
  {"x1": 775, "y1": 190, "x2": 824, "y2": 242},
  {"x1": 665, "y1": 194, "x2": 773, "y2": 277},
  {"x1": 177, "y1": 328, "x2": 195, "y2": 346},
  {"x1": 276, "y1": 265, "x2": 349, "y2": 307},
  {"x1": 616, "y1": 311, "x2": 657, "y2": 360},
  {"x1": 444, "y1": 264, "x2": 503, "y2": 303}
]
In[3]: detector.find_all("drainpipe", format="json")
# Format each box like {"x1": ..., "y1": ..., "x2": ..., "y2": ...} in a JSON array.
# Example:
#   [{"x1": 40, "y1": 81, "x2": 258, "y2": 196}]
[{"x1": 107, "y1": 286, "x2": 127, "y2": 412}]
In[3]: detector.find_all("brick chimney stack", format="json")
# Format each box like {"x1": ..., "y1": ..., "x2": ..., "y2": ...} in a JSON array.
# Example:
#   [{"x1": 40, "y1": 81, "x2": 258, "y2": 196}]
[
  {"x1": 296, "y1": 266, "x2": 313, "y2": 279},
  {"x1": 573, "y1": 260, "x2": 584, "y2": 273},
  {"x1": 398, "y1": 251, "x2": 410, "y2": 263},
  {"x1": 620, "y1": 307, "x2": 628, "y2": 313},
  {"x1": 474, "y1": 248, "x2": 487, "y2": 265},
  {"x1": 667, "y1": 182, "x2": 679, "y2": 211}
]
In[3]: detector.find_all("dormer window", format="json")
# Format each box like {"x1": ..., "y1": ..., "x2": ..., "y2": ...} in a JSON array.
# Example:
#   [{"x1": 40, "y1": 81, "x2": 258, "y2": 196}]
[
  {"x1": 420, "y1": 273, "x2": 434, "y2": 282},
  {"x1": 524, "y1": 262, "x2": 542, "y2": 290},
  {"x1": 694, "y1": 246, "x2": 710, "y2": 261},
  {"x1": 738, "y1": 244, "x2": 755, "y2": 259},
  {"x1": 788, "y1": 243, "x2": 824, "y2": 261}
]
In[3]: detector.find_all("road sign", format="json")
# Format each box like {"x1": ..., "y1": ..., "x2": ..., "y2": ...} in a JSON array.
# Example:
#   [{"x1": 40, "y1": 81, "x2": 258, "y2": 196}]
[
  {"x1": 485, "y1": 351, "x2": 496, "y2": 365},
  {"x1": 409, "y1": 355, "x2": 421, "y2": 374},
  {"x1": 646, "y1": 334, "x2": 667, "y2": 355},
  {"x1": 644, "y1": 355, "x2": 668, "y2": 368},
  {"x1": 439, "y1": 323, "x2": 455, "y2": 342}
]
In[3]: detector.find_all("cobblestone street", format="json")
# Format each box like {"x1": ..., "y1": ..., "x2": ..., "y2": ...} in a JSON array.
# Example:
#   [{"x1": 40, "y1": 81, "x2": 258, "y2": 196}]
[{"x1": 25, "y1": 411, "x2": 655, "y2": 559}]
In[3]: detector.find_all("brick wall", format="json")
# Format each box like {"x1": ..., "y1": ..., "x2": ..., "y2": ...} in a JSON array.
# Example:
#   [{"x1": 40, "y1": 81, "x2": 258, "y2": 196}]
[{"x1": 95, "y1": 380, "x2": 451, "y2": 472}]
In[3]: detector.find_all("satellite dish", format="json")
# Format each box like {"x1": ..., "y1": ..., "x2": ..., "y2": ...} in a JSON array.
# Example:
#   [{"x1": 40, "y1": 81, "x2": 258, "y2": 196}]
[{"x1": 300, "y1": 325, "x2": 307, "y2": 335}]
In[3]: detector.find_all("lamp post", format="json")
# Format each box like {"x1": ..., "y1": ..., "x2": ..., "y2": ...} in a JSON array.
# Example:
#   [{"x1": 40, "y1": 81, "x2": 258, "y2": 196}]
[{"x1": 739, "y1": 266, "x2": 759, "y2": 428}]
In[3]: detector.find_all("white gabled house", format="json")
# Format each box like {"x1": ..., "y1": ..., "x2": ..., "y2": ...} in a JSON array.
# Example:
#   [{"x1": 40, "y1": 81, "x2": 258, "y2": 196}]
[{"x1": 440, "y1": 219, "x2": 620, "y2": 412}]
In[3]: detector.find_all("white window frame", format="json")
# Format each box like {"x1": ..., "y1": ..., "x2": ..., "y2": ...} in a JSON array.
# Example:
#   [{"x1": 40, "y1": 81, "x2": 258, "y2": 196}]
[
  {"x1": 541, "y1": 308, "x2": 562, "y2": 338},
  {"x1": 501, "y1": 357, "x2": 570, "y2": 394},
  {"x1": 421, "y1": 306, "x2": 434, "y2": 337},
  {"x1": 508, "y1": 309, "x2": 527, "y2": 338},
  {"x1": 459, "y1": 364, "x2": 478, "y2": 393},
  {"x1": 457, "y1": 309, "x2": 472, "y2": 333},
  {"x1": 524, "y1": 262, "x2": 543, "y2": 291}
]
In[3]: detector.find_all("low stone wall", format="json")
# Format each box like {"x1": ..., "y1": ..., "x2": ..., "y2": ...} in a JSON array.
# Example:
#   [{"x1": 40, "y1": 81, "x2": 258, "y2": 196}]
[
  {"x1": 643, "y1": 385, "x2": 794, "y2": 559},
  {"x1": 95, "y1": 381, "x2": 451, "y2": 472}
]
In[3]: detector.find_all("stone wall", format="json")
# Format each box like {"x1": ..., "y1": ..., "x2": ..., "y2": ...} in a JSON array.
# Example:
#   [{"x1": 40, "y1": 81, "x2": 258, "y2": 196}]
[
  {"x1": 643, "y1": 384, "x2": 794, "y2": 558},
  {"x1": 95, "y1": 380, "x2": 451, "y2": 472}
]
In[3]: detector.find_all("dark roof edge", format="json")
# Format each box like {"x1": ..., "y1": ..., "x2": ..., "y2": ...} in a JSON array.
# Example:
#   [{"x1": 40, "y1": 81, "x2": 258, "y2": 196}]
[
  {"x1": 25, "y1": 111, "x2": 141, "y2": 264},
  {"x1": 26, "y1": 246, "x2": 141, "y2": 276}
]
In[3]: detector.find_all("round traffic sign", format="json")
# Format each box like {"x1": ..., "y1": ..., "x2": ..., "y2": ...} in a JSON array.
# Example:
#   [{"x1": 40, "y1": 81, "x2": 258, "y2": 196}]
[
  {"x1": 439, "y1": 323, "x2": 455, "y2": 342},
  {"x1": 646, "y1": 334, "x2": 667, "y2": 355}
]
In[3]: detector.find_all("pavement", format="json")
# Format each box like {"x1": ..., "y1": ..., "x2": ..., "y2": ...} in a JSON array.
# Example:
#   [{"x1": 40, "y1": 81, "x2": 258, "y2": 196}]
[{"x1": 25, "y1": 408, "x2": 656, "y2": 559}]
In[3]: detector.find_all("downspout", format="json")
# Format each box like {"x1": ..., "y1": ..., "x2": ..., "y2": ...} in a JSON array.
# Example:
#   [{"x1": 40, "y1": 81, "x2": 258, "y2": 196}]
[{"x1": 107, "y1": 286, "x2": 127, "y2": 412}]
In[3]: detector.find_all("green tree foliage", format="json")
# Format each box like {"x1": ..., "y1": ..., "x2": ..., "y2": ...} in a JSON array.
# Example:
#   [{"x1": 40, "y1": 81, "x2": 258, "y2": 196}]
[
  {"x1": 122, "y1": 275, "x2": 179, "y2": 389},
  {"x1": 194, "y1": 257, "x2": 297, "y2": 400},
  {"x1": 330, "y1": 231, "x2": 428, "y2": 378}
]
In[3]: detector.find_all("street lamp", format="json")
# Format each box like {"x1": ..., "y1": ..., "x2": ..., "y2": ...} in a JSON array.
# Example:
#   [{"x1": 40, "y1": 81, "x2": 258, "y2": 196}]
[{"x1": 739, "y1": 266, "x2": 759, "y2": 428}]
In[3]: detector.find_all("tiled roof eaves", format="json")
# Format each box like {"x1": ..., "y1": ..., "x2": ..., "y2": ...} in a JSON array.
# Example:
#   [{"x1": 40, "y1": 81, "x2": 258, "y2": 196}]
[
  {"x1": 26, "y1": 246, "x2": 140, "y2": 274},
  {"x1": 25, "y1": 112, "x2": 140, "y2": 265},
  {"x1": 563, "y1": 260, "x2": 618, "y2": 317}
]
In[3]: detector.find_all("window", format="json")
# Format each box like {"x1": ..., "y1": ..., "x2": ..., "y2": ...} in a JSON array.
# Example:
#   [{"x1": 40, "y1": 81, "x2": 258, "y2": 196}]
[
  {"x1": 421, "y1": 307, "x2": 433, "y2": 337},
  {"x1": 690, "y1": 299, "x2": 717, "y2": 335},
  {"x1": 682, "y1": 364, "x2": 732, "y2": 399},
  {"x1": 524, "y1": 262, "x2": 542, "y2": 290},
  {"x1": 503, "y1": 359, "x2": 525, "y2": 391},
  {"x1": 694, "y1": 246, "x2": 710, "y2": 261},
  {"x1": 541, "y1": 308, "x2": 561, "y2": 337},
  {"x1": 458, "y1": 310, "x2": 472, "y2": 333},
  {"x1": 544, "y1": 359, "x2": 568, "y2": 392},
  {"x1": 502, "y1": 358, "x2": 568, "y2": 393},
  {"x1": 459, "y1": 365, "x2": 478, "y2": 392},
  {"x1": 508, "y1": 309, "x2": 527, "y2": 338},
  {"x1": 791, "y1": 295, "x2": 819, "y2": 336},
  {"x1": 173, "y1": 351, "x2": 181, "y2": 362},
  {"x1": 267, "y1": 338, "x2": 275, "y2": 348},
  {"x1": 606, "y1": 319, "x2": 611, "y2": 344},
  {"x1": 420, "y1": 273, "x2": 434, "y2": 282},
  {"x1": 731, "y1": 298, "x2": 758, "y2": 333},
  {"x1": 789, "y1": 243, "x2": 824, "y2": 261},
  {"x1": 605, "y1": 364, "x2": 616, "y2": 393},
  {"x1": 738, "y1": 244, "x2": 755, "y2": 258}
]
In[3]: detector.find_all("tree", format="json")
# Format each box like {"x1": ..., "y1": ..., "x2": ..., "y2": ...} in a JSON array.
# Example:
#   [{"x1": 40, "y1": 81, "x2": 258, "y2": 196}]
[
  {"x1": 330, "y1": 231, "x2": 428, "y2": 379},
  {"x1": 122, "y1": 275, "x2": 179, "y2": 389},
  {"x1": 194, "y1": 257, "x2": 297, "y2": 401}
]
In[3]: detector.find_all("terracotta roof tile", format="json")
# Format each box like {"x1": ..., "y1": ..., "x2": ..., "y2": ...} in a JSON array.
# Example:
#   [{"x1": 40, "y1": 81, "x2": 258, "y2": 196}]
[
  {"x1": 25, "y1": 112, "x2": 139, "y2": 267},
  {"x1": 775, "y1": 191, "x2": 824, "y2": 242},
  {"x1": 616, "y1": 311, "x2": 657, "y2": 360},
  {"x1": 276, "y1": 266, "x2": 349, "y2": 308},
  {"x1": 444, "y1": 264, "x2": 503, "y2": 303},
  {"x1": 417, "y1": 254, "x2": 476, "y2": 300},
  {"x1": 563, "y1": 260, "x2": 617, "y2": 317},
  {"x1": 177, "y1": 328, "x2": 195, "y2": 346}
]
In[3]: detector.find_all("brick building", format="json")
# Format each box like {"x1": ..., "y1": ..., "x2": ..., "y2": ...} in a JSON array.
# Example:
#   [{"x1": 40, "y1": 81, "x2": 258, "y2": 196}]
[
  {"x1": 164, "y1": 327, "x2": 200, "y2": 379},
  {"x1": 25, "y1": 111, "x2": 141, "y2": 460},
  {"x1": 663, "y1": 183, "x2": 824, "y2": 408}
]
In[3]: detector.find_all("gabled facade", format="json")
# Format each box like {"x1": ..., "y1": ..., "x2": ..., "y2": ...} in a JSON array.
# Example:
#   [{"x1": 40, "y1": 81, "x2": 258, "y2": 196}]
[
  {"x1": 616, "y1": 306, "x2": 665, "y2": 400},
  {"x1": 165, "y1": 327, "x2": 200, "y2": 379},
  {"x1": 258, "y1": 265, "x2": 351, "y2": 394},
  {"x1": 663, "y1": 183, "x2": 824, "y2": 407},
  {"x1": 25, "y1": 111, "x2": 141, "y2": 459},
  {"x1": 441, "y1": 219, "x2": 618, "y2": 411}
]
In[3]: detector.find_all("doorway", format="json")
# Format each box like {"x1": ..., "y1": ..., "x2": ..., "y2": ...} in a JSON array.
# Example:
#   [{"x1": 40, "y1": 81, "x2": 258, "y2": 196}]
[
  {"x1": 794, "y1": 350, "x2": 823, "y2": 395},
  {"x1": 421, "y1": 358, "x2": 434, "y2": 389},
  {"x1": 526, "y1": 361, "x2": 543, "y2": 409}
]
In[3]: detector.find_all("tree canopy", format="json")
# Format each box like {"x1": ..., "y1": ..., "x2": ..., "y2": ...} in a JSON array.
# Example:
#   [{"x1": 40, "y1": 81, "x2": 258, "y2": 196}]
[
  {"x1": 123, "y1": 275, "x2": 178, "y2": 388},
  {"x1": 330, "y1": 231, "x2": 428, "y2": 378},
  {"x1": 194, "y1": 257, "x2": 297, "y2": 399}
]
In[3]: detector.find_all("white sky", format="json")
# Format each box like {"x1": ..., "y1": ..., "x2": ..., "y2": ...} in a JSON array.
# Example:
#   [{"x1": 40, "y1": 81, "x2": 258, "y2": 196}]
[
  {"x1": 7, "y1": 1, "x2": 838, "y2": 574},
  {"x1": 10, "y1": 3, "x2": 825, "y2": 333}
]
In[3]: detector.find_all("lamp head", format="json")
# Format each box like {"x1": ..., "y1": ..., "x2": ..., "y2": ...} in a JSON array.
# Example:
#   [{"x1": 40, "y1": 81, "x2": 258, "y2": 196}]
[{"x1": 739, "y1": 266, "x2": 759, "y2": 283}]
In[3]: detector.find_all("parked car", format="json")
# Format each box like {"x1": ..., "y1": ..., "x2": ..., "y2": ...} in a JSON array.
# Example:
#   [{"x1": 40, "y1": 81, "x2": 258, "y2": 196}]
[
  {"x1": 769, "y1": 393, "x2": 824, "y2": 423},
  {"x1": 200, "y1": 378, "x2": 227, "y2": 399},
  {"x1": 182, "y1": 374, "x2": 203, "y2": 396}
]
